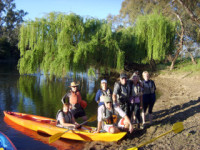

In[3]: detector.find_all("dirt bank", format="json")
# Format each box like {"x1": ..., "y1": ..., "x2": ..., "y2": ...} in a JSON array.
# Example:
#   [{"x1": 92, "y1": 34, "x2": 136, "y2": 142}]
[{"x1": 84, "y1": 72, "x2": 200, "y2": 150}]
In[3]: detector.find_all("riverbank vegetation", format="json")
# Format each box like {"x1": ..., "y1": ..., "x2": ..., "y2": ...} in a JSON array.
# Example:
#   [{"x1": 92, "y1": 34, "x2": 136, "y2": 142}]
[
  {"x1": 17, "y1": 12, "x2": 177, "y2": 78},
  {"x1": 1, "y1": 0, "x2": 200, "y2": 79},
  {"x1": 0, "y1": 0, "x2": 27, "y2": 60}
]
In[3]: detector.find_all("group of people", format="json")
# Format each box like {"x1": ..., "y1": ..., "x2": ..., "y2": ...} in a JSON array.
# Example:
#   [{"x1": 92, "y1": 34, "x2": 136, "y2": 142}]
[{"x1": 56, "y1": 71, "x2": 156, "y2": 134}]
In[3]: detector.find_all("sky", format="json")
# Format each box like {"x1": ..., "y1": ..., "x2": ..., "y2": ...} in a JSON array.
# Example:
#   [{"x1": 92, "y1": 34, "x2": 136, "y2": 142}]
[{"x1": 15, "y1": 0, "x2": 124, "y2": 21}]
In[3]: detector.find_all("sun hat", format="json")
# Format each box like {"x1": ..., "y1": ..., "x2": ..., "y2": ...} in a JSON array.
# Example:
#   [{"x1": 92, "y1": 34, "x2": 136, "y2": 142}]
[
  {"x1": 102, "y1": 96, "x2": 112, "y2": 103},
  {"x1": 101, "y1": 79, "x2": 107, "y2": 84},
  {"x1": 120, "y1": 73, "x2": 127, "y2": 79},
  {"x1": 69, "y1": 81, "x2": 79, "y2": 87}
]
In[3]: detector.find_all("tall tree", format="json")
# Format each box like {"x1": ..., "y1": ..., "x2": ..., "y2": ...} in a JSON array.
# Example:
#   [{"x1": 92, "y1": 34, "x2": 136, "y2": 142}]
[
  {"x1": 118, "y1": 0, "x2": 200, "y2": 69},
  {"x1": 133, "y1": 12, "x2": 176, "y2": 70},
  {"x1": 0, "y1": 0, "x2": 27, "y2": 59},
  {"x1": 18, "y1": 13, "x2": 124, "y2": 78}
]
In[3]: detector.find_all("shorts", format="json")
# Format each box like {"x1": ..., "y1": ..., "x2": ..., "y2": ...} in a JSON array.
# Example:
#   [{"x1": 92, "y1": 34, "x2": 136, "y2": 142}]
[{"x1": 103, "y1": 118, "x2": 125, "y2": 132}]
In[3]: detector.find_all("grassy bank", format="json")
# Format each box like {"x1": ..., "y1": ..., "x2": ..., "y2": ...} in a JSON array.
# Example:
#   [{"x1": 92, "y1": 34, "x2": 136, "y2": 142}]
[{"x1": 157, "y1": 57, "x2": 200, "y2": 74}]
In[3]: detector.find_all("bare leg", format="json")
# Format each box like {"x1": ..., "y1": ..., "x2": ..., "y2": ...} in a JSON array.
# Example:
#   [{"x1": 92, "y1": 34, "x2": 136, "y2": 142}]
[{"x1": 141, "y1": 111, "x2": 146, "y2": 125}]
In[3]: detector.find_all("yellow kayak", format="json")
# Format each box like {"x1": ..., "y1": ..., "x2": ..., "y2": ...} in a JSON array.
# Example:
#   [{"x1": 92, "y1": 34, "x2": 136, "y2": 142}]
[{"x1": 4, "y1": 111, "x2": 127, "y2": 142}]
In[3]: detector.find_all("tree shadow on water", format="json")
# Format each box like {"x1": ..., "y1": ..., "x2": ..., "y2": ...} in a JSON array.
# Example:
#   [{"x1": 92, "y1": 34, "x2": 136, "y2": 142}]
[{"x1": 153, "y1": 97, "x2": 200, "y2": 125}]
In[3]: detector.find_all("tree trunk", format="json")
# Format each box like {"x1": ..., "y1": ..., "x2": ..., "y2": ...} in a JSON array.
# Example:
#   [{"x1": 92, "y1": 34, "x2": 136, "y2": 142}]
[
  {"x1": 170, "y1": 12, "x2": 184, "y2": 70},
  {"x1": 150, "y1": 59, "x2": 156, "y2": 71},
  {"x1": 176, "y1": 0, "x2": 200, "y2": 25},
  {"x1": 189, "y1": 52, "x2": 197, "y2": 65}
]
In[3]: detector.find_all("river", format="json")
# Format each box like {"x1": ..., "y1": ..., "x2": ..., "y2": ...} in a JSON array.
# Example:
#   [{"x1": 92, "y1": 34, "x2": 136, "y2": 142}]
[{"x1": 0, "y1": 62, "x2": 108, "y2": 150}]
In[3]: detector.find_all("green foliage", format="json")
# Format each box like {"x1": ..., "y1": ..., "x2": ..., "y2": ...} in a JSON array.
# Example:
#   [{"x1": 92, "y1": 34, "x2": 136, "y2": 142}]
[
  {"x1": 18, "y1": 12, "x2": 124, "y2": 78},
  {"x1": 0, "y1": 37, "x2": 11, "y2": 58},
  {"x1": 133, "y1": 12, "x2": 176, "y2": 64},
  {"x1": 0, "y1": 0, "x2": 27, "y2": 60}
]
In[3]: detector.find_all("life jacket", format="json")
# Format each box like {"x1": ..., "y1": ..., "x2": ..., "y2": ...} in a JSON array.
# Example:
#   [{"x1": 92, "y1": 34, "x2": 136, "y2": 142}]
[
  {"x1": 56, "y1": 109, "x2": 73, "y2": 125},
  {"x1": 115, "y1": 82, "x2": 130, "y2": 104},
  {"x1": 101, "y1": 88, "x2": 111, "y2": 97},
  {"x1": 102, "y1": 104, "x2": 118, "y2": 125},
  {"x1": 131, "y1": 83, "x2": 142, "y2": 97},
  {"x1": 142, "y1": 80, "x2": 156, "y2": 94},
  {"x1": 69, "y1": 90, "x2": 82, "y2": 109}
]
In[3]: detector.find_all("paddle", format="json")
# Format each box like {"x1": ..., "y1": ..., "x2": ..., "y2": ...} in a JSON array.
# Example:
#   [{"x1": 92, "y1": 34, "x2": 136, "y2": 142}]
[
  {"x1": 127, "y1": 122, "x2": 184, "y2": 150},
  {"x1": 49, "y1": 114, "x2": 97, "y2": 144}
]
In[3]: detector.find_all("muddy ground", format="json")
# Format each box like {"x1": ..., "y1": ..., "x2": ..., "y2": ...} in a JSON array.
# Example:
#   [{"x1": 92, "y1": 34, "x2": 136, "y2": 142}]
[{"x1": 84, "y1": 71, "x2": 200, "y2": 150}]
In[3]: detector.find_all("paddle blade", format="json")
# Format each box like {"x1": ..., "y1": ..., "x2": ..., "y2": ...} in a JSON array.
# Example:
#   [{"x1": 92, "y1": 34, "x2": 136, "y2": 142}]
[
  {"x1": 172, "y1": 122, "x2": 184, "y2": 133},
  {"x1": 87, "y1": 114, "x2": 97, "y2": 122},
  {"x1": 127, "y1": 147, "x2": 138, "y2": 150},
  {"x1": 49, "y1": 132, "x2": 65, "y2": 144}
]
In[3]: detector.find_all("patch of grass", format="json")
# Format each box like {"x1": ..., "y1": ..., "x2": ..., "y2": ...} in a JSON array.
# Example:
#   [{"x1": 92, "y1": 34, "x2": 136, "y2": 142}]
[
  {"x1": 174, "y1": 58, "x2": 200, "y2": 72},
  {"x1": 156, "y1": 57, "x2": 200, "y2": 74}
]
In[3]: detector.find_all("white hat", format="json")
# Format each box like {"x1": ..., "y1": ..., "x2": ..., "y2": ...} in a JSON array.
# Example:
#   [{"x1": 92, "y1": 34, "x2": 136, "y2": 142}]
[{"x1": 101, "y1": 79, "x2": 107, "y2": 84}]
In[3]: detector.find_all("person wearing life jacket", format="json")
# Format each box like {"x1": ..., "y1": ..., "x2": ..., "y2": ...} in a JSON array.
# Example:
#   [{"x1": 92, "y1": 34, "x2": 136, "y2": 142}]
[
  {"x1": 112, "y1": 73, "x2": 131, "y2": 116},
  {"x1": 95, "y1": 96, "x2": 133, "y2": 134},
  {"x1": 56, "y1": 102, "x2": 80, "y2": 129},
  {"x1": 129, "y1": 73, "x2": 143, "y2": 129},
  {"x1": 61, "y1": 81, "x2": 88, "y2": 122},
  {"x1": 141, "y1": 71, "x2": 156, "y2": 126},
  {"x1": 95, "y1": 79, "x2": 112, "y2": 107}
]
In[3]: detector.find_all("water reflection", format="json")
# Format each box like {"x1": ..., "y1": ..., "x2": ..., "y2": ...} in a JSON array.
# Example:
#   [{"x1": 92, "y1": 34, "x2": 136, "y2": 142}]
[
  {"x1": 16, "y1": 72, "x2": 98, "y2": 119},
  {"x1": 4, "y1": 117, "x2": 84, "y2": 150},
  {"x1": 0, "y1": 62, "x2": 102, "y2": 149}
]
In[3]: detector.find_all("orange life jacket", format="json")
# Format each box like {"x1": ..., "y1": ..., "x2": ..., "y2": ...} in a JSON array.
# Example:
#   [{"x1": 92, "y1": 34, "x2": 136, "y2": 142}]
[{"x1": 69, "y1": 90, "x2": 82, "y2": 105}]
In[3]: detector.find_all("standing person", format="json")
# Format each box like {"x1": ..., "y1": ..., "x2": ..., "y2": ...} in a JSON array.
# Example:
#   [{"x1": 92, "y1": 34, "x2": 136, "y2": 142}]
[
  {"x1": 95, "y1": 79, "x2": 112, "y2": 107},
  {"x1": 130, "y1": 70, "x2": 142, "y2": 86},
  {"x1": 129, "y1": 73, "x2": 143, "y2": 129},
  {"x1": 61, "y1": 82, "x2": 88, "y2": 122},
  {"x1": 95, "y1": 96, "x2": 133, "y2": 133},
  {"x1": 141, "y1": 71, "x2": 156, "y2": 126},
  {"x1": 56, "y1": 102, "x2": 80, "y2": 129},
  {"x1": 112, "y1": 73, "x2": 131, "y2": 116}
]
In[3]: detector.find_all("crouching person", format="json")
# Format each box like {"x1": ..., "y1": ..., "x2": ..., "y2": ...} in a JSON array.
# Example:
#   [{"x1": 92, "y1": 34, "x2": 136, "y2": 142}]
[
  {"x1": 56, "y1": 102, "x2": 80, "y2": 129},
  {"x1": 95, "y1": 96, "x2": 133, "y2": 134}
]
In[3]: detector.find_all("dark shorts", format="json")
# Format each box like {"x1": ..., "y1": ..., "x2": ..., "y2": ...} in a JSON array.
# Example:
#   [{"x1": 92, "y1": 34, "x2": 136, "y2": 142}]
[
  {"x1": 71, "y1": 107, "x2": 86, "y2": 119},
  {"x1": 143, "y1": 93, "x2": 156, "y2": 114}
]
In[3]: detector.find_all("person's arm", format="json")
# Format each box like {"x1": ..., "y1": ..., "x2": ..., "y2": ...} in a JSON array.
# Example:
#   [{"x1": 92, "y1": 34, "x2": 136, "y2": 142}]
[
  {"x1": 59, "y1": 117, "x2": 76, "y2": 129},
  {"x1": 95, "y1": 90, "x2": 101, "y2": 104},
  {"x1": 140, "y1": 95, "x2": 143, "y2": 109},
  {"x1": 153, "y1": 80, "x2": 156, "y2": 91},
  {"x1": 124, "y1": 115, "x2": 133, "y2": 133},
  {"x1": 96, "y1": 121, "x2": 102, "y2": 133},
  {"x1": 71, "y1": 115, "x2": 80, "y2": 129},
  {"x1": 61, "y1": 92, "x2": 69, "y2": 104},
  {"x1": 115, "y1": 106, "x2": 133, "y2": 133},
  {"x1": 112, "y1": 82, "x2": 120, "y2": 104}
]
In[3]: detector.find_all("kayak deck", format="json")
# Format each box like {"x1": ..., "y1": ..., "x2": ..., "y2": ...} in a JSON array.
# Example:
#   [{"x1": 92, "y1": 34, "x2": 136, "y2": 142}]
[{"x1": 4, "y1": 111, "x2": 127, "y2": 142}]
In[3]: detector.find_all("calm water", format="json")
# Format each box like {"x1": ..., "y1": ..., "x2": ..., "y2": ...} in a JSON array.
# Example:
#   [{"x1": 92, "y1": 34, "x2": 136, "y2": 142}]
[{"x1": 0, "y1": 62, "x2": 108, "y2": 150}]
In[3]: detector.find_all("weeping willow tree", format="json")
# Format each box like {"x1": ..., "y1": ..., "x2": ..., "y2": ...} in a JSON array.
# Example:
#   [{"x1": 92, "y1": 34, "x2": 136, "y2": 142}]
[
  {"x1": 133, "y1": 12, "x2": 177, "y2": 69},
  {"x1": 18, "y1": 12, "x2": 124, "y2": 78}
]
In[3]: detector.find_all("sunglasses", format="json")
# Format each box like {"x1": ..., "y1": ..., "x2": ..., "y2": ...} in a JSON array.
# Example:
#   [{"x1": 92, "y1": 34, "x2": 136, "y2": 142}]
[
  {"x1": 106, "y1": 102, "x2": 112, "y2": 104},
  {"x1": 71, "y1": 86, "x2": 78, "y2": 88}
]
